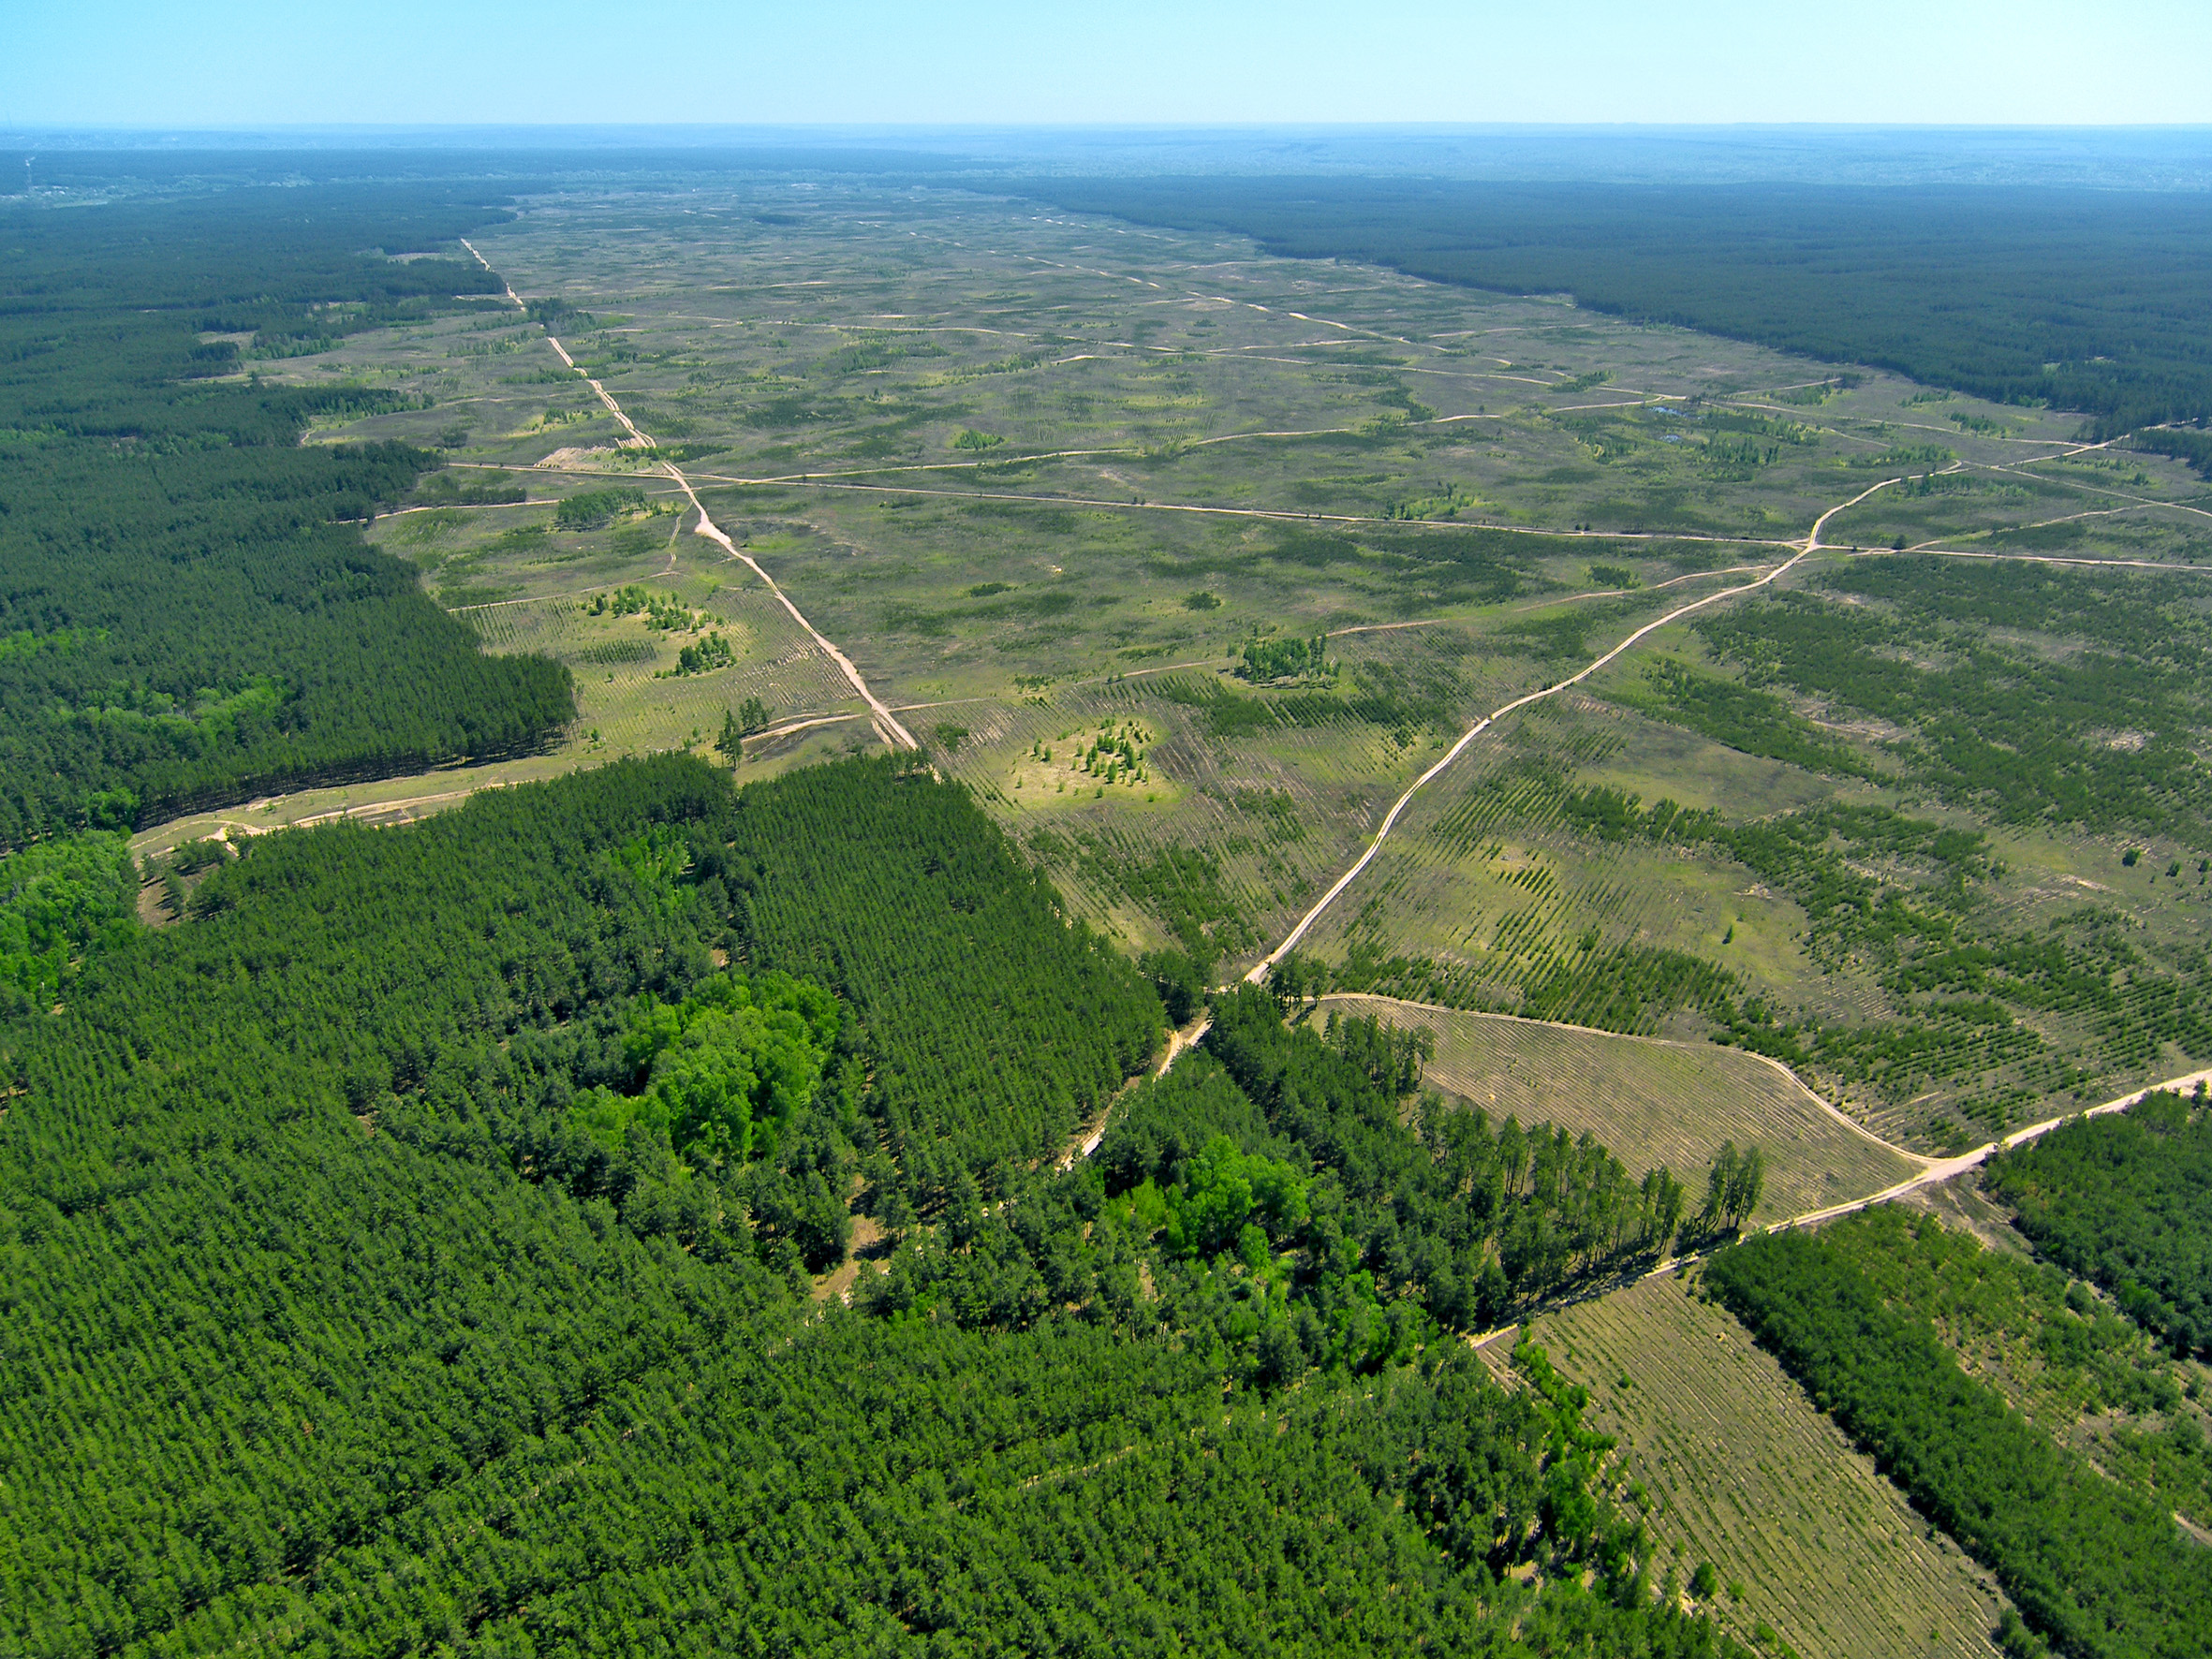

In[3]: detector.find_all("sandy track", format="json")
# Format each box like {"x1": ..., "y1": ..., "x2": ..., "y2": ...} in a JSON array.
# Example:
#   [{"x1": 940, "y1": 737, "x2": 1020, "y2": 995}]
[
  {"x1": 458, "y1": 239, "x2": 915, "y2": 750},
  {"x1": 1243, "y1": 477, "x2": 1904, "y2": 984}
]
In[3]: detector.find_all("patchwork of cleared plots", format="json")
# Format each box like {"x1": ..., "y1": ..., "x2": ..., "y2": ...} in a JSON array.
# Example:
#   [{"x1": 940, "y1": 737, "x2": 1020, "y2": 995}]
[
  {"x1": 1327, "y1": 993, "x2": 1917, "y2": 1224},
  {"x1": 452, "y1": 183, "x2": 2118, "y2": 552},
  {"x1": 1291, "y1": 688, "x2": 1890, "y2": 1032},
  {"x1": 261, "y1": 183, "x2": 2212, "y2": 1154},
  {"x1": 1509, "y1": 1275, "x2": 2007, "y2": 1659},
  {"x1": 920, "y1": 625, "x2": 1552, "y2": 970},
  {"x1": 293, "y1": 185, "x2": 2212, "y2": 766}
]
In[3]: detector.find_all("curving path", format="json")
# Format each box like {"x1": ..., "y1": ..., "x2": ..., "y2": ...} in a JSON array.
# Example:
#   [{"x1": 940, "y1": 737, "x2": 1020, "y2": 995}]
[
  {"x1": 1311, "y1": 988, "x2": 1921, "y2": 1168},
  {"x1": 1243, "y1": 477, "x2": 1904, "y2": 983},
  {"x1": 1061, "y1": 480, "x2": 1906, "y2": 1168},
  {"x1": 1774, "y1": 1064, "x2": 2212, "y2": 1232},
  {"x1": 1458, "y1": 1065, "x2": 2212, "y2": 1351}
]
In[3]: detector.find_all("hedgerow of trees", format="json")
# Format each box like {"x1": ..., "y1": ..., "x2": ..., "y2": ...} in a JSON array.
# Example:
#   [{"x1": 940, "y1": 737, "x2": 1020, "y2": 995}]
[{"x1": 1706, "y1": 1224, "x2": 2212, "y2": 1658}]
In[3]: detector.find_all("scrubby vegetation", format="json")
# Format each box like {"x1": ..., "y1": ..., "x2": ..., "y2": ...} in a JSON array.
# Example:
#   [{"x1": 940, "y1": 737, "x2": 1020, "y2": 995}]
[
  {"x1": 1694, "y1": 558, "x2": 2212, "y2": 838},
  {"x1": 1611, "y1": 659, "x2": 1879, "y2": 781},
  {"x1": 1238, "y1": 631, "x2": 1333, "y2": 683}
]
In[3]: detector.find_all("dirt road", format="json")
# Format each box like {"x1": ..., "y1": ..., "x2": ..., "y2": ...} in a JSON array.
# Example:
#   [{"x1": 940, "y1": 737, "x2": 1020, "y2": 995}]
[
  {"x1": 1243, "y1": 477, "x2": 1904, "y2": 984},
  {"x1": 1776, "y1": 1064, "x2": 2212, "y2": 1231},
  {"x1": 1057, "y1": 1011, "x2": 1216, "y2": 1169},
  {"x1": 457, "y1": 239, "x2": 916, "y2": 751}
]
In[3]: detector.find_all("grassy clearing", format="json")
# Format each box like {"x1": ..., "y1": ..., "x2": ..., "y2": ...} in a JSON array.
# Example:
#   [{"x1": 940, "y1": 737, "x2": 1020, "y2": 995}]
[
  {"x1": 1509, "y1": 1274, "x2": 2006, "y2": 1659},
  {"x1": 1293, "y1": 691, "x2": 1887, "y2": 1035},
  {"x1": 216, "y1": 180, "x2": 2212, "y2": 1161},
  {"x1": 1326, "y1": 993, "x2": 1916, "y2": 1224}
]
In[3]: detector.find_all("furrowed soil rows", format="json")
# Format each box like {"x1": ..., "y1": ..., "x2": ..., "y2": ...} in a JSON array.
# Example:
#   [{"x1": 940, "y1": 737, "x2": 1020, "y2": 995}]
[
  {"x1": 1512, "y1": 1274, "x2": 2006, "y2": 1659},
  {"x1": 1326, "y1": 993, "x2": 1916, "y2": 1223}
]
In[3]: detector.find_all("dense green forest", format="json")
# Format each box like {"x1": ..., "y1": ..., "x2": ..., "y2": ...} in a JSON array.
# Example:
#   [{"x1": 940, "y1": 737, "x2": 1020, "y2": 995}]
[
  {"x1": 1988, "y1": 1090, "x2": 2212, "y2": 1358},
  {"x1": 1025, "y1": 178, "x2": 2212, "y2": 433},
  {"x1": 866, "y1": 988, "x2": 1744, "y2": 1372},
  {"x1": 1707, "y1": 1222, "x2": 2212, "y2": 1659},
  {"x1": 0, "y1": 754, "x2": 1761, "y2": 1655},
  {"x1": 715, "y1": 757, "x2": 1162, "y2": 1177},
  {"x1": 0, "y1": 829, "x2": 137, "y2": 1012},
  {"x1": 0, "y1": 186, "x2": 575, "y2": 844},
  {"x1": 1806, "y1": 1205, "x2": 2211, "y2": 1524}
]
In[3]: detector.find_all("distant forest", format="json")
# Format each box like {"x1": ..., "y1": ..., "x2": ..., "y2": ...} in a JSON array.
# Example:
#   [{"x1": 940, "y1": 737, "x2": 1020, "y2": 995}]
[
  {"x1": 1025, "y1": 179, "x2": 2212, "y2": 434},
  {"x1": 0, "y1": 185, "x2": 574, "y2": 844}
]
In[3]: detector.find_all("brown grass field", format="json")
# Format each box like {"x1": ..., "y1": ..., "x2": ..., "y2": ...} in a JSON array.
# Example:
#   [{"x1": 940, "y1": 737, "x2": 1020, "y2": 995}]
[{"x1": 1324, "y1": 992, "x2": 1919, "y2": 1224}]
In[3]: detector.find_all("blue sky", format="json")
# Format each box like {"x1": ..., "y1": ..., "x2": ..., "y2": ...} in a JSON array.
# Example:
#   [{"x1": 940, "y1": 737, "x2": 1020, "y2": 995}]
[{"x1": 7, "y1": 0, "x2": 2208, "y2": 128}]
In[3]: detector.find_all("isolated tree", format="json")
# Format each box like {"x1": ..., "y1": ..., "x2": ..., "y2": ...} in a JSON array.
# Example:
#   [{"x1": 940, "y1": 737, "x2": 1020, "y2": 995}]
[
  {"x1": 1699, "y1": 1142, "x2": 1764, "y2": 1234},
  {"x1": 1727, "y1": 1145, "x2": 1765, "y2": 1228},
  {"x1": 1700, "y1": 1143, "x2": 1741, "y2": 1234},
  {"x1": 1267, "y1": 951, "x2": 1323, "y2": 1010},
  {"x1": 716, "y1": 710, "x2": 745, "y2": 765},
  {"x1": 1475, "y1": 1259, "x2": 1512, "y2": 1328},
  {"x1": 1641, "y1": 1166, "x2": 1686, "y2": 1253}
]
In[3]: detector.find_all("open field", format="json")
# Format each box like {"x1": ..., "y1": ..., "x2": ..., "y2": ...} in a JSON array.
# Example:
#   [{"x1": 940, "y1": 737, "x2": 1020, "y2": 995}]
[
  {"x1": 1325, "y1": 992, "x2": 1918, "y2": 1223},
  {"x1": 136, "y1": 172, "x2": 2212, "y2": 1155},
  {"x1": 1502, "y1": 1274, "x2": 2007, "y2": 1659}
]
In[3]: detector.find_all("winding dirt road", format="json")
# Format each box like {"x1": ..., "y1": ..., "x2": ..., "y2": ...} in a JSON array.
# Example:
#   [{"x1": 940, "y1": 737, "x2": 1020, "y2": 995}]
[
  {"x1": 1058, "y1": 478, "x2": 1910, "y2": 1168},
  {"x1": 1454, "y1": 1062, "x2": 2212, "y2": 1351},
  {"x1": 1244, "y1": 477, "x2": 1905, "y2": 984},
  {"x1": 1776, "y1": 1064, "x2": 2212, "y2": 1232}
]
